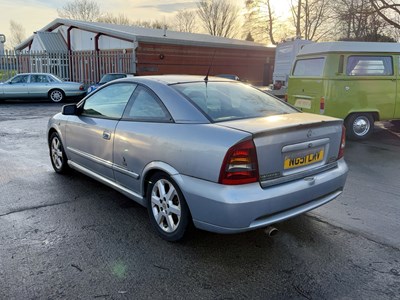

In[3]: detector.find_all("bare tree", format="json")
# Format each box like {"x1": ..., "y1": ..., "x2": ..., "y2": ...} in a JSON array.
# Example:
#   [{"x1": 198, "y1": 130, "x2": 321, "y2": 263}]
[
  {"x1": 244, "y1": 0, "x2": 293, "y2": 45},
  {"x1": 9, "y1": 20, "x2": 26, "y2": 49},
  {"x1": 58, "y1": 0, "x2": 101, "y2": 22},
  {"x1": 98, "y1": 13, "x2": 132, "y2": 26},
  {"x1": 132, "y1": 20, "x2": 169, "y2": 30},
  {"x1": 265, "y1": 0, "x2": 278, "y2": 44},
  {"x1": 175, "y1": 9, "x2": 198, "y2": 33},
  {"x1": 196, "y1": 0, "x2": 240, "y2": 38},
  {"x1": 290, "y1": 0, "x2": 333, "y2": 41},
  {"x1": 296, "y1": 0, "x2": 302, "y2": 37},
  {"x1": 370, "y1": 0, "x2": 400, "y2": 29},
  {"x1": 332, "y1": 0, "x2": 388, "y2": 40}
]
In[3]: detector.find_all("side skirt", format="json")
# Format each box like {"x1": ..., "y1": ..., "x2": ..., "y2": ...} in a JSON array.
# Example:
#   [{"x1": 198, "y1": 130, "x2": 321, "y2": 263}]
[{"x1": 68, "y1": 160, "x2": 146, "y2": 206}]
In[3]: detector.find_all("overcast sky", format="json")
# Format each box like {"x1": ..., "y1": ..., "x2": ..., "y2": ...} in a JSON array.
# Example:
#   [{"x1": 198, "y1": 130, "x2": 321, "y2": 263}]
[{"x1": 0, "y1": 0, "x2": 200, "y2": 47}]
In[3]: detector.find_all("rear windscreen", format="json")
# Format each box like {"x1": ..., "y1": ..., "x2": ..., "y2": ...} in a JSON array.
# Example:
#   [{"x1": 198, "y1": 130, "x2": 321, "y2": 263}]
[
  {"x1": 293, "y1": 58, "x2": 325, "y2": 76},
  {"x1": 171, "y1": 81, "x2": 297, "y2": 122}
]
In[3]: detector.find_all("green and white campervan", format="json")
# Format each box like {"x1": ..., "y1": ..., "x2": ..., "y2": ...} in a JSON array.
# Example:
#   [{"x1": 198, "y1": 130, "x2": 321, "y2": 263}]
[{"x1": 287, "y1": 42, "x2": 400, "y2": 139}]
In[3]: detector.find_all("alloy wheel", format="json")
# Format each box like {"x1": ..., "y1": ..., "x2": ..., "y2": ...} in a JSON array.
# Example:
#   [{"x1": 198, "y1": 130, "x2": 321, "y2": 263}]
[
  {"x1": 51, "y1": 136, "x2": 64, "y2": 170},
  {"x1": 150, "y1": 178, "x2": 182, "y2": 233}
]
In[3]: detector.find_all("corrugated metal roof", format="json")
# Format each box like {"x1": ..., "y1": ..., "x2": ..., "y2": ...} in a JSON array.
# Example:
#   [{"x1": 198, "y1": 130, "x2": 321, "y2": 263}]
[
  {"x1": 85, "y1": 20, "x2": 266, "y2": 48},
  {"x1": 36, "y1": 31, "x2": 68, "y2": 53},
  {"x1": 17, "y1": 18, "x2": 272, "y2": 52}
]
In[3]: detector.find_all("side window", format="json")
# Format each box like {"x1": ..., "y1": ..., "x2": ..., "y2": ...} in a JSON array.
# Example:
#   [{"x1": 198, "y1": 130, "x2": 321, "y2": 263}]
[
  {"x1": 346, "y1": 56, "x2": 393, "y2": 76},
  {"x1": 82, "y1": 83, "x2": 136, "y2": 119},
  {"x1": 292, "y1": 58, "x2": 325, "y2": 76},
  {"x1": 31, "y1": 75, "x2": 39, "y2": 83},
  {"x1": 124, "y1": 86, "x2": 171, "y2": 122},
  {"x1": 31, "y1": 75, "x2": 49, "y2": 83},
  {"x1": 11, "y1": 75, "x2": 29, "y2": 84}
]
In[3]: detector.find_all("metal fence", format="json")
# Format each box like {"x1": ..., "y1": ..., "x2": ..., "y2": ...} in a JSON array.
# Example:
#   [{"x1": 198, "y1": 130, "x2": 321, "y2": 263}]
[{"x1": 0, "y1": 50, "x2": 134, "y2": 84}]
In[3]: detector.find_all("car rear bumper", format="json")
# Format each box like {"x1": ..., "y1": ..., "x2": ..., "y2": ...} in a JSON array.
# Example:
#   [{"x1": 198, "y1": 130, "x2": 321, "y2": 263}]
[{"x1": 173, "y1": 159, "x2": 348, "y2": 234}]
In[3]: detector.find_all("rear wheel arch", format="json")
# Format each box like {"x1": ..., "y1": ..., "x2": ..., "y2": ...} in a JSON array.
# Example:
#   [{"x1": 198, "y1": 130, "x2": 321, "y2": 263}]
[
  {"x1": 141, "y1": 162, "x2": 180, "y2": 198},
  {"x1": 345, "y1": 111, "x2": 379, "y2": 122},
  {"x1": 143, "y1": 169, "x2": 163, "y2": 198}
]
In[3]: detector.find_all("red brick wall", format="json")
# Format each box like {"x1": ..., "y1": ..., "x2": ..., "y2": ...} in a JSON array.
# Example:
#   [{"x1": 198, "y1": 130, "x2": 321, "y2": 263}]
[{"x1": 135, "y1": 43, "x2": 275, "y2": 86}]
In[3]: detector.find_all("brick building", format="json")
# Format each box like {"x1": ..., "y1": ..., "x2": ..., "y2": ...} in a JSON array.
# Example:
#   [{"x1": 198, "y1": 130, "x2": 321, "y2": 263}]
[{"x1": 16, "y1": 18, "x2": 275, "y2": 85}]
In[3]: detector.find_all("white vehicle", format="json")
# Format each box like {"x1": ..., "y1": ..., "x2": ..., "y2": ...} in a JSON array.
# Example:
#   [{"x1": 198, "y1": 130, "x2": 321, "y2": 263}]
[{"x1": 271, "y1": 38, "x2": 313, "y2": 97}]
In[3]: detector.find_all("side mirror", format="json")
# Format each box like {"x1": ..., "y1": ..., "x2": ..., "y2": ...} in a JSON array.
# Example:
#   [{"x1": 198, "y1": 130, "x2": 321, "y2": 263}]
[
  {"x1": 8, "y1": 81, "x2": 12, "y2": 84},
  {"x1": 62, "y1": 104, "x2": 78, "y2": 115}
]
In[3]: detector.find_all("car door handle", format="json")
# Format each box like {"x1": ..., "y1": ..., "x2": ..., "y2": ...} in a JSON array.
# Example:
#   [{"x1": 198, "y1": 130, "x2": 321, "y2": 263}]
[{"x1": 102, "y1": 130, "x2": 111, "y2": 140}]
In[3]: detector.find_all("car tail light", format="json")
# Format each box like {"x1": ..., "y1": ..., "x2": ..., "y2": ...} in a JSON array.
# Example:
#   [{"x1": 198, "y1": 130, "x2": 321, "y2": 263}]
[
  {"x1": 337, "y1": 125, "x2": 346, "y2": 160},
  {"x1": 219, "y1": 139, "x2": 259, "y2": 185},
  {"x1": 79, "y1": 85, "x2": 85, "y2": 91},
  {"x1": 320, "y1": 97, "x2": 325, "y2": 114}
]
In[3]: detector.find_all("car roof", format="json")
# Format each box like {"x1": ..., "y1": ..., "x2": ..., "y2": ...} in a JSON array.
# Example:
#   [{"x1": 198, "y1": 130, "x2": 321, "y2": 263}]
[
  {"x1": 130, "y1": 75, "x2": 233, "y2": 85},
  {"x1": 102, "y1": 73, "x2": 128, "y2": 75},
  {"x1": 298, "y1": 41, "x2": 400, "y2": 56},
  {"x1": 103, "y1": 75, "x2": 236, "y2": 123},
  {"x1": 17, "y1": 73, "x2": 53, "y2": 76}
]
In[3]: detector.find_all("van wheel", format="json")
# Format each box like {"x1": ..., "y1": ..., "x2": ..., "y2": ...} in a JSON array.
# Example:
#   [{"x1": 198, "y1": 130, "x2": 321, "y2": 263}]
[{"x1": 345, "y1": 113, "x2": 374, "y2": 140}]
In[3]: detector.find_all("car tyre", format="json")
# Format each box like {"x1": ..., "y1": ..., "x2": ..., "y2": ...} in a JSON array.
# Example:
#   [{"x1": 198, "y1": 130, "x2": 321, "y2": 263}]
[
  {"x1": 49, "y1": 132, "x2": 70, "y2": 174},
  {"x1": 49, "y1": 89, "x2": 64, "y2": 103},
  {"x1": 345, "y1": 113, "x2": 374, "y2": 140},
  {"x1": 146, "y1": 173, "x2": 192, "y2": 242}
]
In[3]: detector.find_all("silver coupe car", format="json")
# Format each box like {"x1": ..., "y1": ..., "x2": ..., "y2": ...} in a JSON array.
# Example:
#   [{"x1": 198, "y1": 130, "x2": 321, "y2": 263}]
[
  {"x1": 0, "y1": 73, "x2": 86, "y2": 102},
  {"x1": 47, "y1": 75, "x2": 348, "y2": 241}
]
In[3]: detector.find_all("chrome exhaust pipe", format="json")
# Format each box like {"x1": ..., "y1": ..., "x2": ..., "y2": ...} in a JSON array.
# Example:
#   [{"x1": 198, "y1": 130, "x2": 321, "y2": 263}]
[{"x1": 264, "y1": 225, "x2": 278, "y2": 237}]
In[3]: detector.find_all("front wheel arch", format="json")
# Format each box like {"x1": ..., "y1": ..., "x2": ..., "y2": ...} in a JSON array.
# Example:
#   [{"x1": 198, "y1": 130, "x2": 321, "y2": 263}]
[{"x1": 49, "y1": 131, "x2": 70, "y2": 173}]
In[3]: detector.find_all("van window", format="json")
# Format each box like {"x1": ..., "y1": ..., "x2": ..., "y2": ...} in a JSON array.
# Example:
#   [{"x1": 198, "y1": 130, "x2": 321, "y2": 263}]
[
  {"x1": 293, "y1": 58, "x2": 325, "y2": 76},
  {"x1": 346, "y1": 56, "x2": 393, "y2": 76}
]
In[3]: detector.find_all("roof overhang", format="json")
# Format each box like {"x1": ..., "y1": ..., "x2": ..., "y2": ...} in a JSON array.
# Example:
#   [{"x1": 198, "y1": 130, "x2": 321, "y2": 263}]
[{"x1": 16, "y1": 18, "x2": 273, "y2": 53}]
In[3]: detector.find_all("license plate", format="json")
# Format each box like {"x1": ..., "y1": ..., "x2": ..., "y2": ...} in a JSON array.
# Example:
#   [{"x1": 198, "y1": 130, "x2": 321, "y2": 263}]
[
  {"x1": 284, "y1": 149, "x2": 324, "y2": 169},
  {"x1": 294, "y1": 99, "x2": 312, "y2": 109}
]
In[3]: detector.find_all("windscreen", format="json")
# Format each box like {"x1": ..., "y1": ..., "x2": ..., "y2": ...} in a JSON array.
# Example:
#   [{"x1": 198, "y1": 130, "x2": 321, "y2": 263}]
[{"x1": 172, "y1": 81, "x2": 297, "y2": 122}]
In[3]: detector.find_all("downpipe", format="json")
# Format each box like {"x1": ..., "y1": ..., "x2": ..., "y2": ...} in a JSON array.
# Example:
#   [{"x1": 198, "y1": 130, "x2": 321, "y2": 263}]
[{"x1": 264, "y1": 225, "x2": 279, "y2": 237}]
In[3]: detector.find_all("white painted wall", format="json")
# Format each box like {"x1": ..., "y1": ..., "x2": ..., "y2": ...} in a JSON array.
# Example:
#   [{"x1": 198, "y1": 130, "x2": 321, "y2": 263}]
[
  {"x1": 98, "y1": 35, "x2": 133, "y2": 51},
  {"x1": 57, "y1": 25, "x2": 133, "y2": 51},
  {"x1": 30, "y1": 35, "x2": 45, "y2": 52}
]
